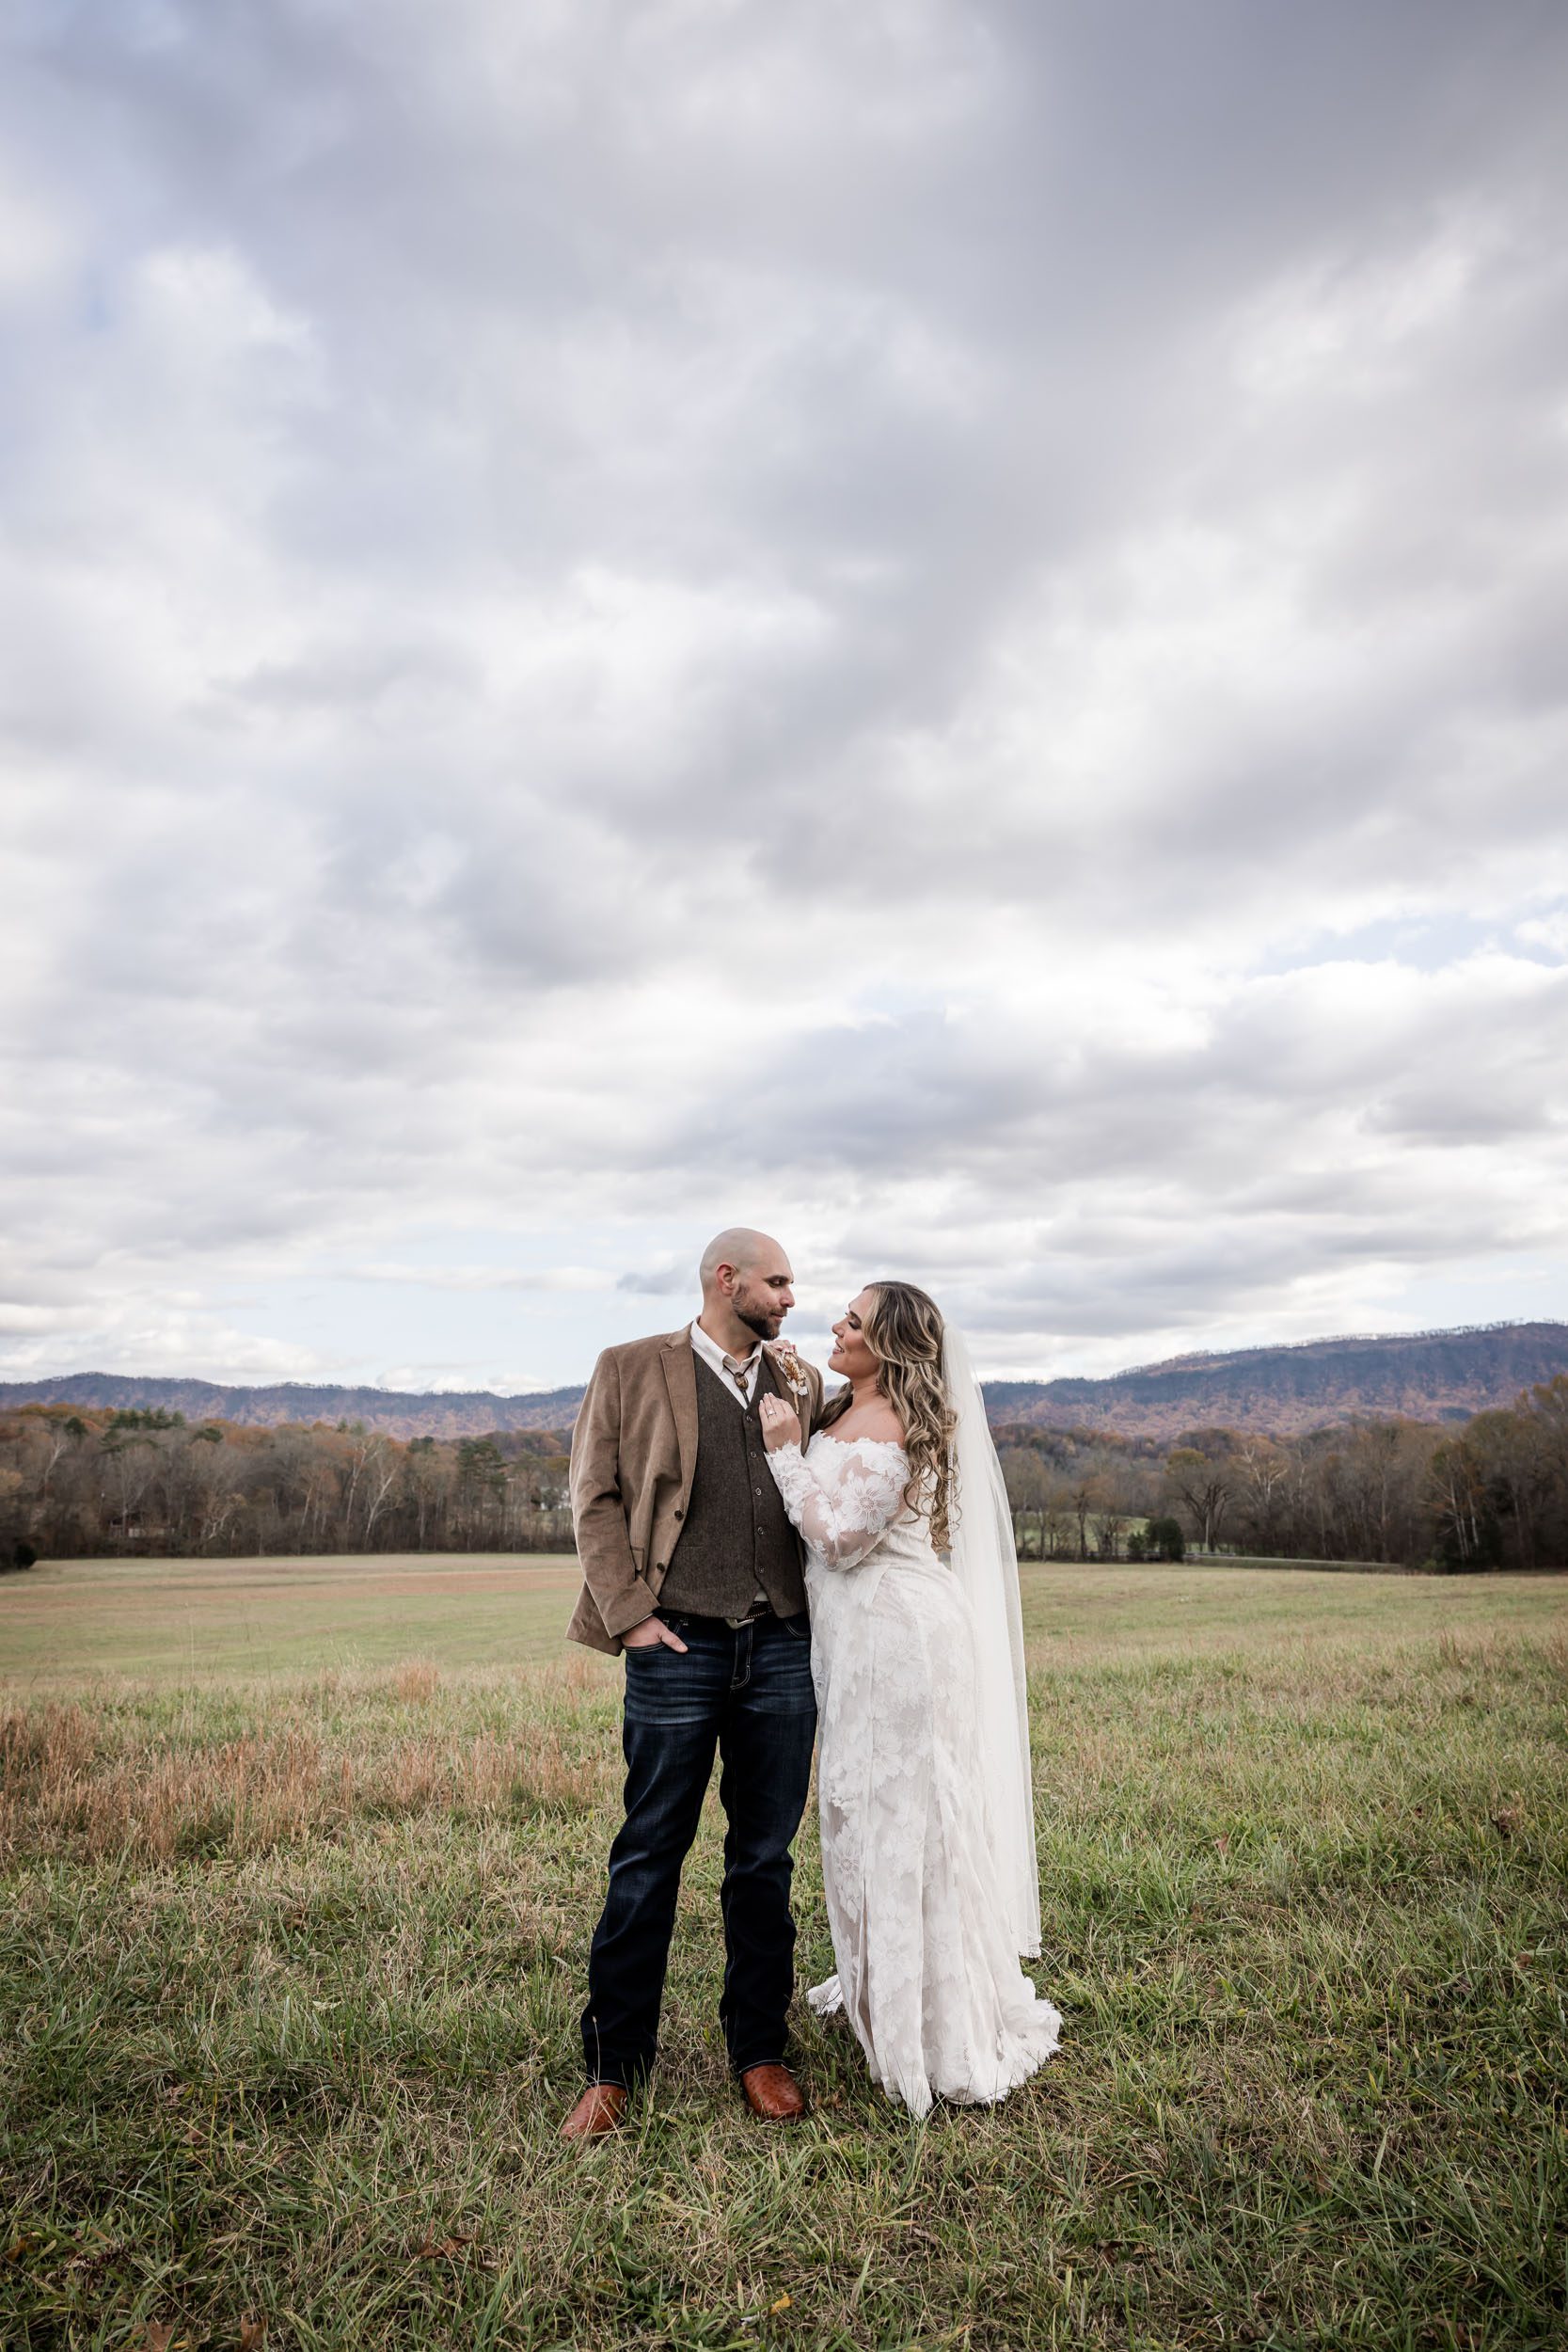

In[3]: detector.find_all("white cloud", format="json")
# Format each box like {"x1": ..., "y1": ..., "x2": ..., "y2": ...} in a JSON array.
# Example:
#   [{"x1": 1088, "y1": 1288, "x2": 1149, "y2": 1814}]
[{"x1": 3, "y1": 0, "x2": 1567, "y2": 1389}]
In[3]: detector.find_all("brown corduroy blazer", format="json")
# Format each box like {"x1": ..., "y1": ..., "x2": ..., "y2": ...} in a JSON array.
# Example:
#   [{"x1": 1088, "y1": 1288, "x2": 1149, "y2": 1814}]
[{"x1": 566, "y1": 1326, "x2": 826, "y2": 1655}]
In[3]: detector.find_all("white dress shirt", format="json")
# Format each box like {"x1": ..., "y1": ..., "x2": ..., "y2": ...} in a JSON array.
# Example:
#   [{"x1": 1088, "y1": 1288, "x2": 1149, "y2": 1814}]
[{"x1": 689, "y1": 1317, "x2": 763, "y2": 1404}]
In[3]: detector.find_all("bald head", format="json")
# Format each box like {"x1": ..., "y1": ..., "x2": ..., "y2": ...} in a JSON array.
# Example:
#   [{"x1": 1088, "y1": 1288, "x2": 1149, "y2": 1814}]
[
  {"x1": 700, "y1": 1227, "x2": 782, "y2": 1286},
  {"x1": 698, "y1": 1228, "x2": 795, "y2": 1349}
]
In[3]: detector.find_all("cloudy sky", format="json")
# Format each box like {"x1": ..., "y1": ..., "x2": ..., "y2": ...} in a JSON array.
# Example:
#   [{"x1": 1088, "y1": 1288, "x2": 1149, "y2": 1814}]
[{"x1": 4, "y1": 0, "x2": 1567, "y2": 1394}]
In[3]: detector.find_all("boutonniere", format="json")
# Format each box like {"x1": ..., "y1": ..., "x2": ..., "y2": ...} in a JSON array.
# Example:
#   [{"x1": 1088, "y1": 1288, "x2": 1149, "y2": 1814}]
[{"x1": 765, "y1": 1339, "x2": 811, "y2": 1400}]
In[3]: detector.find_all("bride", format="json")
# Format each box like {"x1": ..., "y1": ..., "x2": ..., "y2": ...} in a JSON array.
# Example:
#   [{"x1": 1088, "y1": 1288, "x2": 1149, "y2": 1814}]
[{"x1": 756, "y1": 1281, "x2": 1062, "y2": 2118}]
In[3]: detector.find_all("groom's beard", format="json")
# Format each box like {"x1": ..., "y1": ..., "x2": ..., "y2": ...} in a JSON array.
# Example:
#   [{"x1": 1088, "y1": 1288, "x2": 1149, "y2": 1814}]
[{"x1": 736, "y1": 1303, "x2": 786, "y2": 1342}]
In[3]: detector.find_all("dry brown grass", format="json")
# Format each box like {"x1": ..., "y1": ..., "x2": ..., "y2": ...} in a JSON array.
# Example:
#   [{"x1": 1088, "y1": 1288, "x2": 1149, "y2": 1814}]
[
  {"x1": 0, "y1": 1669, "x2": 616, "y2": 1866},
  {"x1": 394, "y1": 1659, "x2": 443, "y2": 1705}
]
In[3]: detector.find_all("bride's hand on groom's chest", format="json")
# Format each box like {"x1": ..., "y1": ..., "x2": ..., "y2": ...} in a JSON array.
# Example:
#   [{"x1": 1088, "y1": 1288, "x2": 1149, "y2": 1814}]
[{"x1": 757, "y1": 1393, "x2": 802, "y2": 1453}]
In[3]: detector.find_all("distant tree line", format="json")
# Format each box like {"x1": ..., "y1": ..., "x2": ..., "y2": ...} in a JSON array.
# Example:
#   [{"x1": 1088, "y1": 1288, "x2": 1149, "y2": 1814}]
[
  {"x1": 0, "y1": 1407, "x2": 573, "y2": 1565},
  {"x1": 995, "y1": 1375, "x2": 1568, "y2": 1570},
  {"x1": 2, "y1": 1377, "x2": 1565, "y2": 1572}
]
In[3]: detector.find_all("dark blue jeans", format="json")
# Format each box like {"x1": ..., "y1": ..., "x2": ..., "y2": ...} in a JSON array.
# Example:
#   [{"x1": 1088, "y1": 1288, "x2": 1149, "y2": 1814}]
[{"x1": 580, "y1": 1608, "x2": 816, "y2": 2088}]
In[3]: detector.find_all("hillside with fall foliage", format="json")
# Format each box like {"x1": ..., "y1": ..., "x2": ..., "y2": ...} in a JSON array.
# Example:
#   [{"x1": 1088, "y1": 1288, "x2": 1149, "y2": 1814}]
[
  {"x1": 4, "y1": 1321, "x2": 1564, "y2": 1441},
  {"x1": 981, "y1": 1320, "x2": 1568, "y2": 1437}
]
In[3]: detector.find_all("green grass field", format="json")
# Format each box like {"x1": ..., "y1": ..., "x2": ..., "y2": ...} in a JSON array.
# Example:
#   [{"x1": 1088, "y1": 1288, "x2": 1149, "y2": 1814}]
[
  {"x1": 3, "y1": 1559, "x2": 1565, "y2": 2350},
  {"x1": 0, "y1": 1553, "x2": 586, "y2": 1684}
]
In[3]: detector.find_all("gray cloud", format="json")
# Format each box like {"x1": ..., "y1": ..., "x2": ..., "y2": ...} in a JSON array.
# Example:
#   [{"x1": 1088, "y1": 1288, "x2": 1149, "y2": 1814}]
[
  {"x1": 617, "y1": 1266, "x2": 696, "y2": 1297},
  {"x1": 2, "y1": 2, "x2": 1567, "y2": 1386}
]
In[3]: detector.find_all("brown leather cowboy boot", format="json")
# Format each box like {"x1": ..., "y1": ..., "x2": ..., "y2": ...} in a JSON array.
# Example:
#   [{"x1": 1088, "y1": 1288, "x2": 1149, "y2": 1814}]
[
  {"x1": 560, "y1": 2082, "x2": 628, "y2": 2141},
  {"x1": 738, "y1": 2063, "x2": 807, "y2": 2121}
]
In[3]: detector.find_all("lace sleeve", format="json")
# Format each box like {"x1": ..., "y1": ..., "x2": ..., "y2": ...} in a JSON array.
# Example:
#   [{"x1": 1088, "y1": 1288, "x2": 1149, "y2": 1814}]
[{"x1": 765, "y1": 1440, "x2": 911, "y2": 1570}]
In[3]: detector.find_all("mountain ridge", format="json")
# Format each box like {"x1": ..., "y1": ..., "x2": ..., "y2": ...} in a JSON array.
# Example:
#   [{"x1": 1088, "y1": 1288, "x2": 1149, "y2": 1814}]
[
  {"x1": 982, "y1": 1319, "x2": 1568, "y2": 1437},
  {"x1": 2, "y1": 1320, "x2": 1563, "y2": 1441}
]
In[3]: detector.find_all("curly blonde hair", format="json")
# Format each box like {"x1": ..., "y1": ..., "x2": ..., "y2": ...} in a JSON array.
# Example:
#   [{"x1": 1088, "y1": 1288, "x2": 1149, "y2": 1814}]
[{"x1": 820, "y1": 1279, "x2": 958, "y2": 1548}]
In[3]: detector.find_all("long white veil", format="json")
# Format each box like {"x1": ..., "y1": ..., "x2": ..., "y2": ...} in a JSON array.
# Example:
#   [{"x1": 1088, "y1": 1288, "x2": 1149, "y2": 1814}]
[{"x1": 942, "y1": 1321, "x2": 1041, "y2": 1958}]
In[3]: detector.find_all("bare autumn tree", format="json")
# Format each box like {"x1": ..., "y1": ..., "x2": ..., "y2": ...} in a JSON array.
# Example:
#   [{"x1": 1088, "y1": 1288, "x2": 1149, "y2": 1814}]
[
  {"x1": 0, "y1": 1466, "x2": 27, "y2": 1566},
  {"x1": 166, "y1": 1424, "x2": 243, "y2": 1551},
  {"x1": 402, "y1": 1438, "x2": 450, "y2": 1548},
  {"x1": 1042, "y1": 1481, "x2": 1077, "y2": 1559},
  {"x1": 1069, "y1": 1476, "x2": 1097, "y2": 1562},
  {"x1": 1457, "y1": 1377, "x2": 1568, "y2": 1572},
  {"x1": 1000, "y1": 1446, "x2": 1051, "y2": 1558},
  {"x1": 1429, "y1": 1428, "x2": 1497, "y2": 1568},
  {"x1": 1520, "y1": 1376, "x2": 1568, "y2": 1561},
  {"x1": 1164, "y1": 1445, "x2": 1233, "y2": 1554},
  {"x1": 1230, "y1": 1438, "x2": 1292, "y2": 1555},
  {"x1": 1337, "y1": 1422, "x2": 1433, "y2": 1565},
  {"x1": 357, "y1": 1435, "x2": 400, "y2": 1548}
]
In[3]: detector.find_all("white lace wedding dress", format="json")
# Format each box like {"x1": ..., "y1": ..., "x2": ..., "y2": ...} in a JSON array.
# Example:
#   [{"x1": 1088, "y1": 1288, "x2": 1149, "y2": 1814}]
[{"x1": 767, "y1": 1432, "x2": 1063, "y2": 2118}]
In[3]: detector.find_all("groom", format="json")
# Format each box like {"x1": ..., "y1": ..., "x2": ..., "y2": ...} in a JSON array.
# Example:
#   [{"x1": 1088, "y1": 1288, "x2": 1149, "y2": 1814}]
[{"x1": 560, "y1": 1228, "x2": 825, "y2": 2140}]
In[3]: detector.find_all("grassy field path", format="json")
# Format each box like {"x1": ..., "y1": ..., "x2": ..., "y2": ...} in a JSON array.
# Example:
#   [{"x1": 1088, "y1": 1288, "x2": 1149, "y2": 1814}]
[{"x1": 3, "y1": 1563, "x2": 1564, "y2": 2348}]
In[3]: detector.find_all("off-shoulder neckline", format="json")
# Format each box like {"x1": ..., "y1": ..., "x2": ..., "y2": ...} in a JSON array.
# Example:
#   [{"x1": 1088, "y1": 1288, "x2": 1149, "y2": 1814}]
[{"x1": 811, "y1": 1431, "x2": 907, "y2": 1455}]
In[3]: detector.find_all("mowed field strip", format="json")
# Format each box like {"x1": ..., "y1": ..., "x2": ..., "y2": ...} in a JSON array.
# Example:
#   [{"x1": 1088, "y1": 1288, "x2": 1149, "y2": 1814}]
[
  {"x1": 1, "y1": 1553, "x2": 588, "y2": 1684},
  {"x1": 2, "y1": 1561, "x2": 1565, "y2": 2349},
  {"x1": 7, "y1": 1550, "x2": 1564, "y2": 1687}
]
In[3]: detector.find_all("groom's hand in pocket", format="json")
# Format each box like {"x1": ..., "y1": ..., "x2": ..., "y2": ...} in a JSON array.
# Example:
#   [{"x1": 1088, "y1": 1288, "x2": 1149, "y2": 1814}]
[{"x1": 622, "y1": 1614, "x2": 689, "y2": 1653}]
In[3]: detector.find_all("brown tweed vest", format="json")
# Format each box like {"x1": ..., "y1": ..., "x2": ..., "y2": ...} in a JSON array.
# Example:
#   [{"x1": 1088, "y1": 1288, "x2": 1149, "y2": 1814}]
[{"x1": 657, "y1": 1352, "x2": 806, "y2": 1619}]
